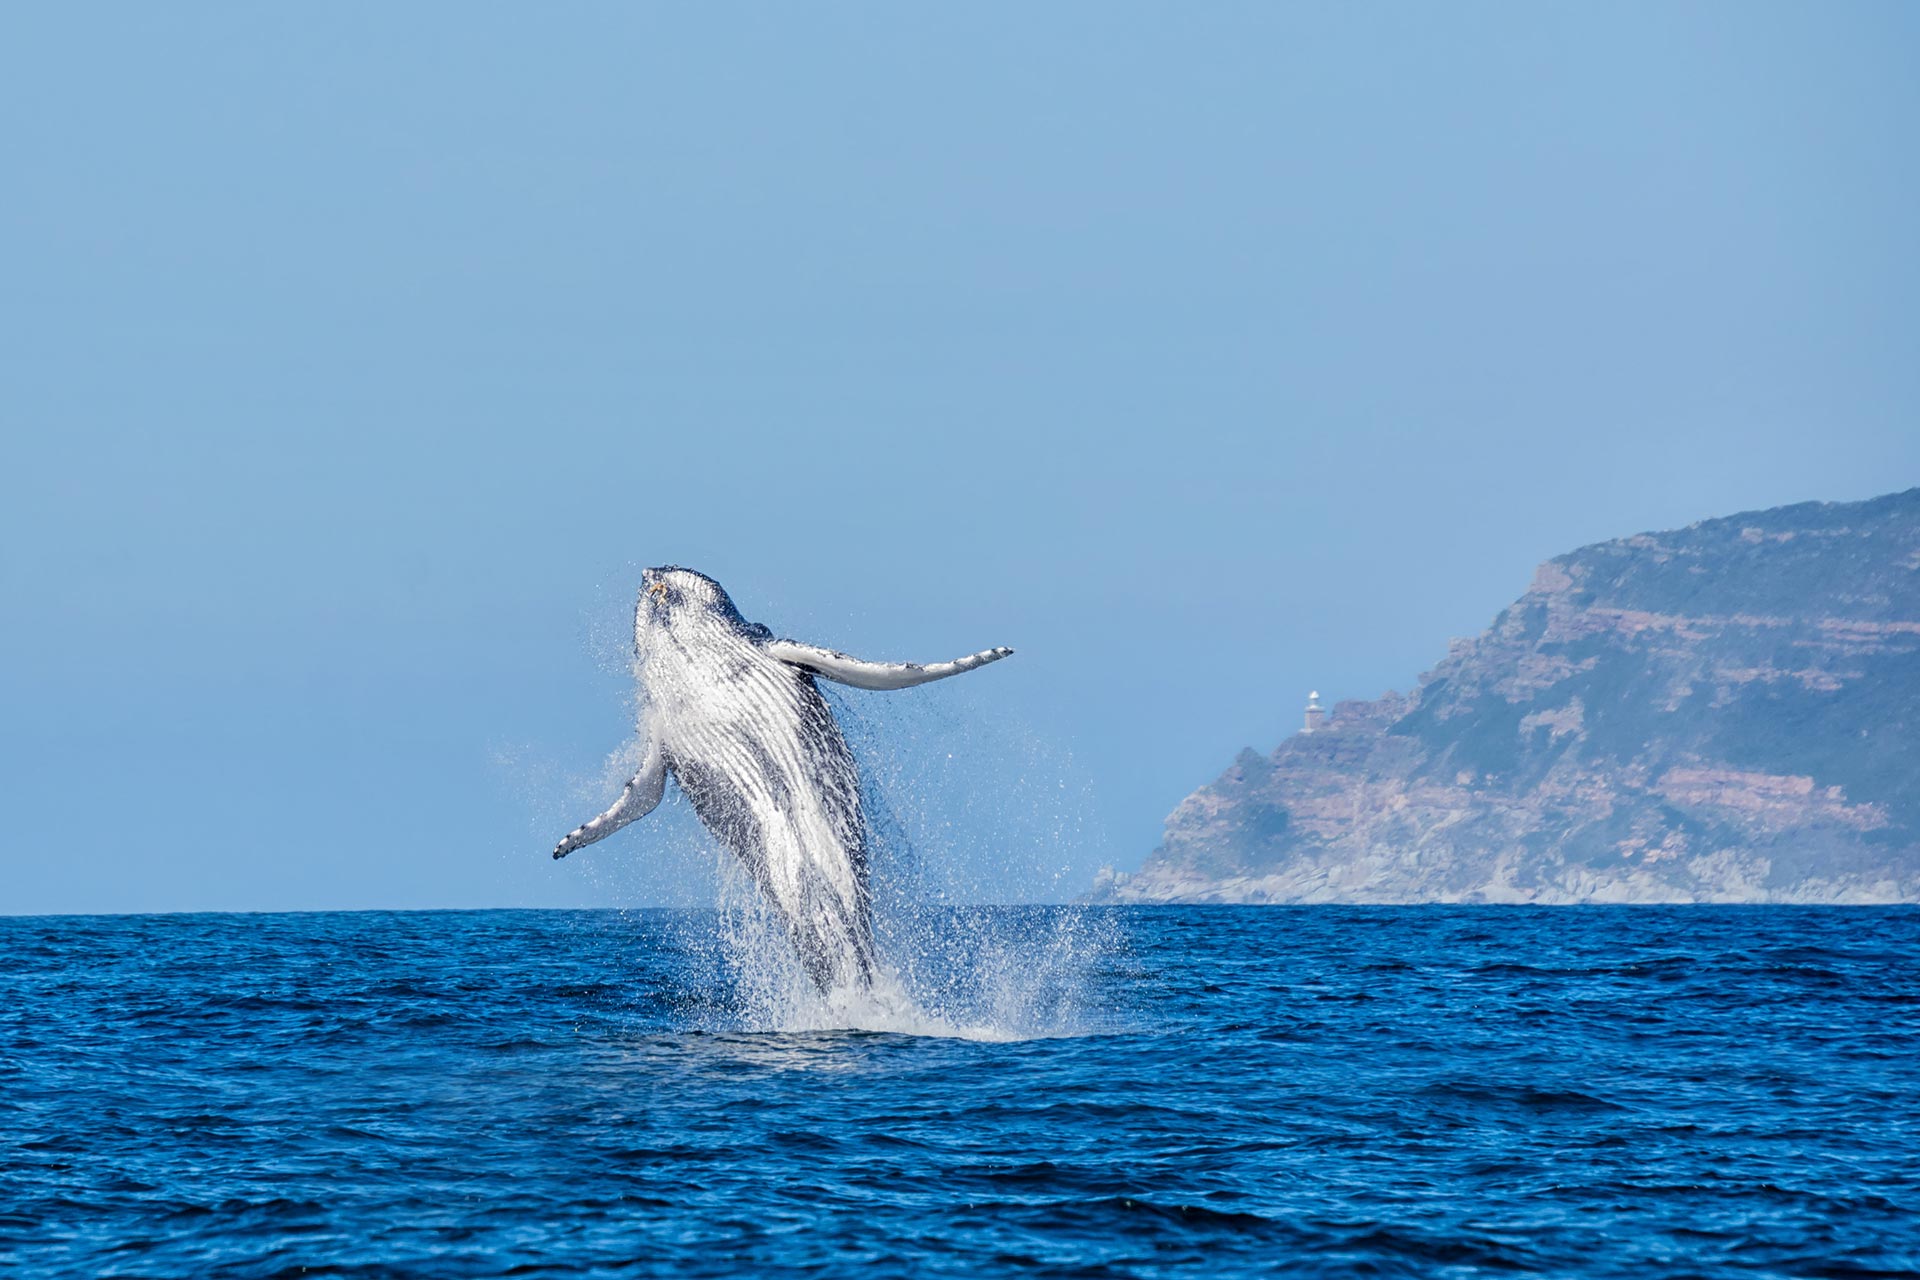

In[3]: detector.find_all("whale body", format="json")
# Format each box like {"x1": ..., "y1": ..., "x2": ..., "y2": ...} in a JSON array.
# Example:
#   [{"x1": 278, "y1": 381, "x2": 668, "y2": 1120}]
[{"x1": 553, "y1": 566, "x2": 1013, "y2": 994}]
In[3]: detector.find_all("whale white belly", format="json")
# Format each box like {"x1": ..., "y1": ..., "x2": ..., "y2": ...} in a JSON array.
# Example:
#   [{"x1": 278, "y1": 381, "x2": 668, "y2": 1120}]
[{"x1": 646, "y1": 643, "x2": 873, "y2": 989}]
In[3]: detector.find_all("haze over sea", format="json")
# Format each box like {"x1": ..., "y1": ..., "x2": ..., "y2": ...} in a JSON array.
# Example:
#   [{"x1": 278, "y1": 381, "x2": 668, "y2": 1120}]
[{"x1": 7, "y1": 906, "x2": 1916, "y2": 1278}]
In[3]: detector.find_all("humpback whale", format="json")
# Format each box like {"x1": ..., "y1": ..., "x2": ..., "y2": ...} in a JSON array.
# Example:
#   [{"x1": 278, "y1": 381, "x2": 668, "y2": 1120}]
[{"x1": 553, "y1": 567, "x2": 1013, "y2": 994}]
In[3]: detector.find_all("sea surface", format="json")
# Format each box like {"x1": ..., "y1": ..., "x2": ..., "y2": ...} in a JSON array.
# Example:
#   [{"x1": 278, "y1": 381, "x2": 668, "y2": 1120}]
[{"x1": 4, "y1": 906, "x2": 1917, "y2": 1278}]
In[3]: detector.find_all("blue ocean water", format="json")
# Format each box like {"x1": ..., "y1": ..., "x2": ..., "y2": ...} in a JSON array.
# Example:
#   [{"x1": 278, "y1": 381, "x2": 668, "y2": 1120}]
[{"x1": 4, "y1": 906, "x2": 1917, "y2": 1278}]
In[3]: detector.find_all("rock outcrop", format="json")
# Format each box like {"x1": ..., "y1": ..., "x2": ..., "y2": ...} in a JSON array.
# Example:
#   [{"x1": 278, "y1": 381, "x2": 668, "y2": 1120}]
[{"x1": 1095, "y1": 490, "x2": 1920, "y2": 904}]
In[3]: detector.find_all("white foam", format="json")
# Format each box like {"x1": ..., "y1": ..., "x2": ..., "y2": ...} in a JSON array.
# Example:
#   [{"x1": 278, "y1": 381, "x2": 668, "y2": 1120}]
[{"x1": 668, "y1": 858, "x2": 1120, "y2": 1042}]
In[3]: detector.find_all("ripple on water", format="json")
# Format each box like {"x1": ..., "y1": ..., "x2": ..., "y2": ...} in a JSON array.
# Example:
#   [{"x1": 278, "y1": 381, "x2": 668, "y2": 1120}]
[{"x1": 1, "y1": 905, "x2": 1917, "y2": 1278}]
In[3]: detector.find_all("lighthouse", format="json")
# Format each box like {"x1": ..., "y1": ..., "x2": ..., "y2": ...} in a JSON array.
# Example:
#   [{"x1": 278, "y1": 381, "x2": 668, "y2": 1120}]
[{"x1": 1304, "y1": 690, "x2": 1326, "y2": 734}]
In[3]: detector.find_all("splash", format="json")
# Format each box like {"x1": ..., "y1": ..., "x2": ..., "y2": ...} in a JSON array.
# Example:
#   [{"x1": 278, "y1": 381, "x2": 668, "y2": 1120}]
[
  {"x1": 727, "y1": 682, "x2": 1119, "y2": 1039},
  {"x1": 666, "y1": 860, "x2": 1123, "y2": 1041}
]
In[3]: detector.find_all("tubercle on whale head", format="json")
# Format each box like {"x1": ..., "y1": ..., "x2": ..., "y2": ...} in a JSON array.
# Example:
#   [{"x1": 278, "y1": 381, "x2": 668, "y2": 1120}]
[{"x1": 635, "y1": 565, "x2": 755, "y2": 647}]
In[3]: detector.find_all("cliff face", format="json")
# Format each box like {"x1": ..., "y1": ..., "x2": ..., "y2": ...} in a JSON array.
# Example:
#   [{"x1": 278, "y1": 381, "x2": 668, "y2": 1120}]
[{"x1": 1097, "y1": 490, "x2": 1920, "y2": 904}]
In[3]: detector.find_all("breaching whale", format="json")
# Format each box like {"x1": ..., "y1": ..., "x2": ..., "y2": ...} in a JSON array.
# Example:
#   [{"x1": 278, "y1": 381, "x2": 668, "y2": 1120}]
[{"x1": 553, "y1": 566, "x2": 1013, "y2": 994}]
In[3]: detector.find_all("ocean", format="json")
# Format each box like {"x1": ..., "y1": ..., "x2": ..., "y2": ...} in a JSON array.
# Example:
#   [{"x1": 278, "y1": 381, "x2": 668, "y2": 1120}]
[{"x1": 4, "y1": 906, "x2": 1916, "y2": 1278}]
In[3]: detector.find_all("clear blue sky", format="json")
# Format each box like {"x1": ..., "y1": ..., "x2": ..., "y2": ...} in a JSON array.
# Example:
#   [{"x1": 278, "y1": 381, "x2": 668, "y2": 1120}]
[{"x1": 4, "y1": 4, "x2": 1916, "y2": 913}]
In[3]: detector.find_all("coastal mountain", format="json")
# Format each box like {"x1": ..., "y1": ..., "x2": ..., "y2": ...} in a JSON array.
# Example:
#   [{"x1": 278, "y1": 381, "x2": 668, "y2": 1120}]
[{"x1": 1095, "y1": 490, "x2": 1920, "y2": 904}]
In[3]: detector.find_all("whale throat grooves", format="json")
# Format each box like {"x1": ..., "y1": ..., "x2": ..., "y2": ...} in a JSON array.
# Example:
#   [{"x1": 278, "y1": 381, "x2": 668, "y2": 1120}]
[{"x1": 658, "y1": 647, "x2": 877, "y2": 994}]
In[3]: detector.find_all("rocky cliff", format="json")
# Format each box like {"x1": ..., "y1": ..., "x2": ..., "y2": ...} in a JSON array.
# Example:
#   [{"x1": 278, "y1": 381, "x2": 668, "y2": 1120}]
[{"x1": 1096, "y1": 490, "x2": 1920, "y2": 904}]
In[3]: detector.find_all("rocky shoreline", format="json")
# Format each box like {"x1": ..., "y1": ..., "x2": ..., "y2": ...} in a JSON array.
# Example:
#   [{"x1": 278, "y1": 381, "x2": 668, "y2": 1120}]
[{"x1": 1092, "y1": 490, "x2": 1920, "y2": 904}]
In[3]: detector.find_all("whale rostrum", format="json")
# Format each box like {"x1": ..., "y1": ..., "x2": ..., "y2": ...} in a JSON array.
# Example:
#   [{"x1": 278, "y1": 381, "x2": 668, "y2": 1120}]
[{"x1": 553, "y1": 566, "x2": 1014, "y2": 994}]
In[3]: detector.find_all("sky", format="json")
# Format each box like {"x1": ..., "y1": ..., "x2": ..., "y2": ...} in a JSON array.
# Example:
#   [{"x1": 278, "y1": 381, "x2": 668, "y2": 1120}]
[{"x1": 4, "y1": 4, "x2": 1917, "y2": 914}]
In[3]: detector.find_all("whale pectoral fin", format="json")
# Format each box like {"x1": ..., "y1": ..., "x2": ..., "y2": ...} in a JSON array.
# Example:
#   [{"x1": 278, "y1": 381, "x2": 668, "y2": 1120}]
[
  {"x1": 763, "y1": 639, "x2": 1014, "y2": 691},
  {"x1": 552, "y1": 738, "x2": 667, "y2": 859}
]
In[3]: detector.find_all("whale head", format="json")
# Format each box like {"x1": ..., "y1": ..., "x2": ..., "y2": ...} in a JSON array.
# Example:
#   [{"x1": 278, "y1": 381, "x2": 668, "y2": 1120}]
[{"x1": 635, "y1": 566, "x2": 756, "y2": 651}]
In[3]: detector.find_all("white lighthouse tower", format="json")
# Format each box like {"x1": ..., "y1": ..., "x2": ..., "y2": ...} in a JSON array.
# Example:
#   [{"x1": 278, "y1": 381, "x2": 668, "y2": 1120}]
[{"x1": 1303, "y1": 690, "x2": 1326, "y2": 734}]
